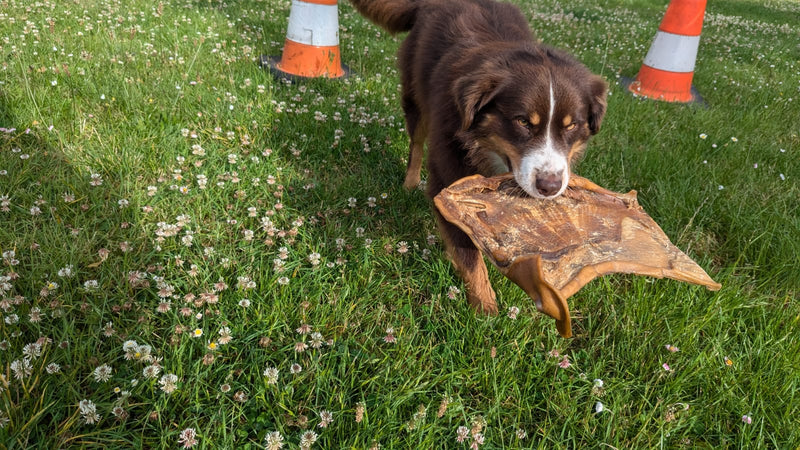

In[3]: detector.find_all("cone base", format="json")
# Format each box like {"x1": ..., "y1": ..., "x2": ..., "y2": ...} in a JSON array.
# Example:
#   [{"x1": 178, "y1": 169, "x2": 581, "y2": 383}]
[
  {"x1": 260, "y1": 55, "x2": 350, "y2": 81},
  {"x1": 620, "y1": 76, "x2": 706, "y2": 106}
]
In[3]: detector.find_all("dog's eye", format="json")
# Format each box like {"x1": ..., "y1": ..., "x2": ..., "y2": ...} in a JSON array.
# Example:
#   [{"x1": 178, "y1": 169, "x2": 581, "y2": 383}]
[
  {"x1": 565, "y1": 122, "x2": 577, "y2": 131},
  {"x1": 515, "y1": 118, "x2": 530, "y2": 128}
]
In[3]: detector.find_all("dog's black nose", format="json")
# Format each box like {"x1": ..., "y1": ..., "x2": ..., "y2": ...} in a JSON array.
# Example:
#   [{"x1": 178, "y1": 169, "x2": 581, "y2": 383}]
[{"x1": 535, "y1": 174, "x2": 562, "y2": 197}]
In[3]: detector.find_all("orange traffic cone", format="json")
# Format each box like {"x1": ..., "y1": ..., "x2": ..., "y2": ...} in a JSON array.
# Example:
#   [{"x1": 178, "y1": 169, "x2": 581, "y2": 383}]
[
  {"x1": 623, "y1": 0, "x2": 706, "y2": 103},
  {"x1": 261, "y1": 0, "x2": 349, "y2": 79}
]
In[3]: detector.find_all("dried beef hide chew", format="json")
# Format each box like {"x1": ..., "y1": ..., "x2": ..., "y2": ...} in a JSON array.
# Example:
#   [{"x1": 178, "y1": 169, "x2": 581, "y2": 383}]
[{"x1": 434, "y1": 173, "x2": 721, "y2": 338}]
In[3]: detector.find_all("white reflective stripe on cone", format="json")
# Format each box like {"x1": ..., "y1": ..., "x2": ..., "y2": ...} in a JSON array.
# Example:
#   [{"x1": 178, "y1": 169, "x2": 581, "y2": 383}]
[
  {"x1": 643, "y1": 31, "x2": 701, "y2": 73},
  {"x1": 286, "y1": 1, "x2": 340, "y2": 47}
]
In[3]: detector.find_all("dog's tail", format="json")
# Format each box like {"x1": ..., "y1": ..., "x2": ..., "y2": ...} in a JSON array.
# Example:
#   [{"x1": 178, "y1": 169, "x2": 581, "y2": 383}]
[{"x1": 349, "y1": 0, "x2": 418, "y2": 34}]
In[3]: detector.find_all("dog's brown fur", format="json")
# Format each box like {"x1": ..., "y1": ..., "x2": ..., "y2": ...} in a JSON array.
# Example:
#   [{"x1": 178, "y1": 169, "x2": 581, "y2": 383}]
[{"x1": 351, "y1": 0, "x2": 608, "y2": 314}]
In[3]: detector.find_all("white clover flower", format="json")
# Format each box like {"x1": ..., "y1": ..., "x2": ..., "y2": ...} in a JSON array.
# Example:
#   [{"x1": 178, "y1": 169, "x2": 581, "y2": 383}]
[
  {"x1": 143, "y1": 364, "x2": 161, "y2": 379},
  {"x1": 300, "y1": 430, "x2": 318, "y2": 449},
  {"x1": 263, "y1": 367, "x2": 279, "y2": 385},
  {"x1": 122, "y1": 340, "x2": 138, "y2": 353},
  {"x1": 308, "y1": 252, "x2": 321, "y2": 266},
  {"x1": 78, "y1": 399, "x2": 101, "y2": 424},
  {"x1": 264, "y1": 431, "x2": 284, "y2": 450},
  {"x1": 11, "y1": 358, "x2": 32, "y2": 379},
  {"x1": 93, "y1": 364, "x2": 113, "y2": 382},
  {"x1": 22, "y1": 342, "x2": 42, "y2": 359},
  {"x1": 57, "y1": 265, "x2": 75, "y2": 277},
  {"x1": 159, "y1": 373, "x2": 179, "y2": 394}
]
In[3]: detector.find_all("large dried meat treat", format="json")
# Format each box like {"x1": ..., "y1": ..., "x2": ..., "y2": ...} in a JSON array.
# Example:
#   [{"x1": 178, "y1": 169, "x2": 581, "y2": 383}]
[{"x1": 434, "y1": 173, "x2": 721, "y2": 338}]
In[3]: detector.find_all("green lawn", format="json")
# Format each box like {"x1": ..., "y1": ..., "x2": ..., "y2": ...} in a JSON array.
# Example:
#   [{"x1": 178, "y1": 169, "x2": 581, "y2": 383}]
[{"x1": 1, "y1": 0, "x2": 798, "y2": 447}]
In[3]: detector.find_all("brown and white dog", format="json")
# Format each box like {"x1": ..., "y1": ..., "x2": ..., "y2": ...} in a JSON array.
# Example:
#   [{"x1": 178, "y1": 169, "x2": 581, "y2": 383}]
[{"x1": 350, "y1": 0, "x2": 608, "y2": 314}]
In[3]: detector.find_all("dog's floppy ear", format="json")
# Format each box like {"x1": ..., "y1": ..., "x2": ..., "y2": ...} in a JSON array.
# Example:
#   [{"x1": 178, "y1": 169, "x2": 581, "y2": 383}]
[
  {"x1": 587, "y1": 75, "x2": 608, "y2": 134},
  {"x1": 454, "y1": 71, "x2": 508, "y2": 131}
]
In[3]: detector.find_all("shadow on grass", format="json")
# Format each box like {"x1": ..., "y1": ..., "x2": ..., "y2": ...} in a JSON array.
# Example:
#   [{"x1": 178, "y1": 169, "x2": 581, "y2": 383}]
[
  {"x1": 0, "y1": 89, "x2": 161, "y2": 448},
  {"x1": 186, "y1": 0, "x2": 435, "y2": 234}
]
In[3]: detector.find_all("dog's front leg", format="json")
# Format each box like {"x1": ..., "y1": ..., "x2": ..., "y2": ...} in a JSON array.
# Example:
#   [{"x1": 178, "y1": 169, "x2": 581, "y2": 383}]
[{"x1": 437, "y1": 215, "x2": 498, "y2": 315}]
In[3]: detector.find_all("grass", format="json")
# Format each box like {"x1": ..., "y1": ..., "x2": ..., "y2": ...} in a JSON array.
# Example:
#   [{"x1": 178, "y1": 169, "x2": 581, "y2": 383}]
[{"x1": 0, "y1": 0, "x2": 799, "y2": 447}]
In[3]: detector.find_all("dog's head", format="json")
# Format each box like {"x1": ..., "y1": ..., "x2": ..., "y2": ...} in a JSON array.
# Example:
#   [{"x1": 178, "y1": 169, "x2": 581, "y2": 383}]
[{"x1": 455, "y1": 48, "x2": 607, "y2": 199}]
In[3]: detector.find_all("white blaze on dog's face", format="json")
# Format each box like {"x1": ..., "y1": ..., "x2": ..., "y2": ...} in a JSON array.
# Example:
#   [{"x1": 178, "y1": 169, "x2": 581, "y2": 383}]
[
  {"x1": 512, "y1": 78, "x2": 568, "y2": 198},
  {"x1": 460, "y1": 55, "x2": 607, "y2": 200}
]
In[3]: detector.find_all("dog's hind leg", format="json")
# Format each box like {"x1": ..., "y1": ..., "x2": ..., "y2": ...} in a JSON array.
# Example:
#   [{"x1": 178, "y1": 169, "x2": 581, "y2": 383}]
[{"x1": 402, "y1": 95, "x2": 427, "y2": 190}]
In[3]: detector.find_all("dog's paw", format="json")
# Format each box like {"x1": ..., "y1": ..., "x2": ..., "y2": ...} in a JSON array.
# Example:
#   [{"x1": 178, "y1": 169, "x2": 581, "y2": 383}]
[
  {"x1": 467, "y1": 286, "x2": 498, "y2": 316},
  {"x1": 402, "y1": 173, "x2": 420, "y2": 191}
]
